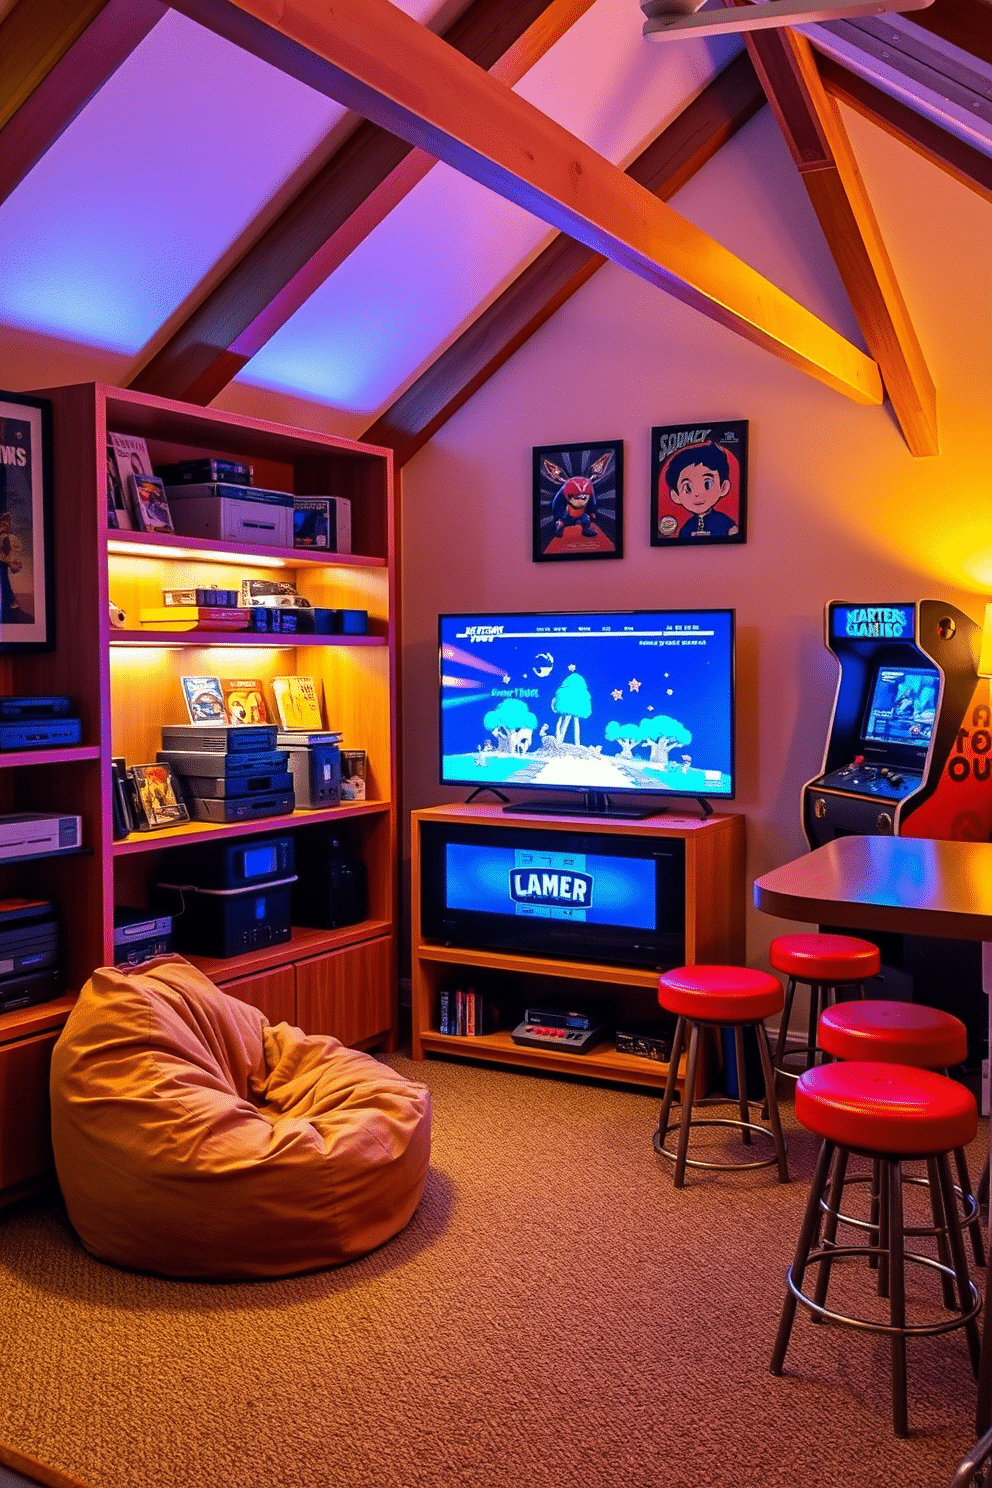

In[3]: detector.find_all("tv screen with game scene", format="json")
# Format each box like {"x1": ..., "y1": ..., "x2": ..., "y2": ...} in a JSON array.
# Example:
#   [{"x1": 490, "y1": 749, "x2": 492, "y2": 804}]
[{"x1": 438, "y1": 608, "x2": 735, "y2": 812}]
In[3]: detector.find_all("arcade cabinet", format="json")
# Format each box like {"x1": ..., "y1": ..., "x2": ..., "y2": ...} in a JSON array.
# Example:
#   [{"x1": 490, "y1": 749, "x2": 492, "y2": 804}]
[{"x1": 802, "y1": 599, "x2": 991, "y2": 1058}]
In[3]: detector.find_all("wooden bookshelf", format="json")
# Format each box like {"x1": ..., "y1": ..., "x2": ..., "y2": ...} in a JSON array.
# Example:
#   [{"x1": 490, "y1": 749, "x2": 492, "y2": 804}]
[{"x1": 0, "y1": 382, "x2": 399, "y2": 1204}]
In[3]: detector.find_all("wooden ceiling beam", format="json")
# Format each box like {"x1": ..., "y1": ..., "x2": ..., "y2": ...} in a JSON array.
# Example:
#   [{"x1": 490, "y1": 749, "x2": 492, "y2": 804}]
[
  {"x1": 363, "y1": 51, "x2": 767, "y2": 464},
  {"x1": 171, "y1": 0, "x2": 883, "y2": 410},
  {"x1": 817, "y1": 51, "x2": 992, "y2": 205},
  {"x1": 130, "y1": 0, "x2": 594, "y2": 405},
  {"x1": 906, "y1": 0, "x2": 992, "y2": 68},
  {"x1": 0, "y1": 0, "x2": 165, "y2": 207},
  {"x1": 738, "y1": 20, "x2": 938, "y2": 455}
]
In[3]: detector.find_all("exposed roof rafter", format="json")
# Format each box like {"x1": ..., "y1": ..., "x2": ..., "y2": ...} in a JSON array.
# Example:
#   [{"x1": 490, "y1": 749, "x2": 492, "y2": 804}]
[
  {"x1": 363, "y1": 50, "x2": 767, "y2": 463},
  {"x1": 906, "y1": 0, "x2": 992, "y2": 68},
  {"x1": 130, "y1": 0, "x2": 596, "y2": 405},
  {"x1": 737, "y1": 17, "x2": 938, "y2": 454},
  {"x1": 817, "y1": 50, "x2": 992, "y2": 203},
  {"x1": 169, "y1": 0, "x2": 883, "y2": 410},
  {"x1": 0, "y1": 0, "x2": 166, "y2": 207}
]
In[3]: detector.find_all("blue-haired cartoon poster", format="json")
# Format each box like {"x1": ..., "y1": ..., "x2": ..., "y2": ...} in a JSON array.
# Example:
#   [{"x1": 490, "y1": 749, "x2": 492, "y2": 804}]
[
  {"x1": 650, "y1": 420, "x2": 748, "y2": 548},
  {"x1": 533, "y1": 440, "x2": 623, "y2": 562},
  {"x1": 0, "y1": 391, "x2": 52, "y2": 650}
]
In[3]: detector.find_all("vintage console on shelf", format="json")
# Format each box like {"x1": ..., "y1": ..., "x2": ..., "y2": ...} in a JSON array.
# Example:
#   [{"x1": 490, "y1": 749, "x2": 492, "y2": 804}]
[
  {"x1": 410, "y1": 804, "x2": 745, "y2": 1093},
  {"x1": 0, "y1": 382, "x2": 397, "y2": 1207}
]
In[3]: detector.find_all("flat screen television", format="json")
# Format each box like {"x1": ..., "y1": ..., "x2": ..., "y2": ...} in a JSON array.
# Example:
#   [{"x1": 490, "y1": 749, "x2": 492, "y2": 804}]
[
  {"x1": 438, "y1": 608, "x2": 735, "y2": 816},
  {"x1": 420, "y1": 819, "x2": 686, "y2": 969}
]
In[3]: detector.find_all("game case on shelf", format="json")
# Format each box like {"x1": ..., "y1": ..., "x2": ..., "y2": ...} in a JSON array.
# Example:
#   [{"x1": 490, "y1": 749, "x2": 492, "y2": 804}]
[
  {"x1": 128, "y1": 763, "x2": 189, "y2": 829},
  {"x1": 127, "y1": 474, "x2": 174, "y2": 534},
  {"x1": 109, "y1": 432, "x2": 152, "y2": 508},
  {"x1": 181, "y1": 676, "x2": 226, "y2": 724},
  {"x1": 106, "y1": 442, "x2": 131, "y2": 530},
  {"x1": 221, "y1": 679, "x2": 269, "y2": 724},
  {"x1": 271, "y1": 676, "x2": 323, "y2": 730}
]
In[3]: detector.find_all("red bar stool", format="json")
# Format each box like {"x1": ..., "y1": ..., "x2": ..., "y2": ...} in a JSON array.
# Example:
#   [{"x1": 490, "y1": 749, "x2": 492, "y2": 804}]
[
  {"x1": 770, "y1": 1061, "x2": 981, "y2": 1437},
  {"x1": 818, "y1": 1000, "x2": 985, "y2": 1276},
  {"x1": 767, "y1": 932, "x2": 881, "y2": 1095},
  {"x1": 654, "y1": 965, "x2": 789, "y2": 1188}
]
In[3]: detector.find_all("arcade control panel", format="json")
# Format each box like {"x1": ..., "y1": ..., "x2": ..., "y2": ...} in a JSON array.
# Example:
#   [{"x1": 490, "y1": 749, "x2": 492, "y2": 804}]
[{"x1": 816, "y1": 756, "x2": 923, "y2": 800}]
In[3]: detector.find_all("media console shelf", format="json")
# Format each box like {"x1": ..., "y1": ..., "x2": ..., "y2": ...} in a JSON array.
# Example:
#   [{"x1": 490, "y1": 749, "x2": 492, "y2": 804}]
[{"x1": 410, "y1": 804, "x2": 745, "y2": 1092}]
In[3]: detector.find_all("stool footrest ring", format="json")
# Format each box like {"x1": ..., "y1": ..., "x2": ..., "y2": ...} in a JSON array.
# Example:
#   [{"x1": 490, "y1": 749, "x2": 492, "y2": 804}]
[
  {"x1": 817, "y1": 1170, "x2": 981, "y2": 1239},
  {"x1": 787, "y1": 1247, "x2": 982, "y2": 1337},
  {"x1": 653, "y1": 1115, "x2": 786, "y2": 1172}
]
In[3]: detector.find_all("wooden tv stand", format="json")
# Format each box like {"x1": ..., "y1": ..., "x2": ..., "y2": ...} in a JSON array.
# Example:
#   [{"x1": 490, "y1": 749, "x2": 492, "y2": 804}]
[{"x1": 410, "y1": 804, "x2": 745, "y2": 1092}]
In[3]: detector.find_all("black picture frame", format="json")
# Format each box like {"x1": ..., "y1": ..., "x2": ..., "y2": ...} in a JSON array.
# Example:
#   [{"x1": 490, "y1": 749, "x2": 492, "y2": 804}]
[
  {"x1": 0, "y1": 388, "x2": 54, "y2": 652},
  {"x1": 532, "y1": 440, "x2": 623, "y2": 562},
  {"x1": 650, "y1": 420, "x2": 748, "y2": 548}
]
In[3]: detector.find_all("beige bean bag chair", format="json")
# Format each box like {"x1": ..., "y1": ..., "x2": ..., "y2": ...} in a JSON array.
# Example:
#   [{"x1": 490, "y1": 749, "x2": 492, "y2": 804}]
[{"x1": 50, "y1": 956, "x2": 431, "y2": 1279}]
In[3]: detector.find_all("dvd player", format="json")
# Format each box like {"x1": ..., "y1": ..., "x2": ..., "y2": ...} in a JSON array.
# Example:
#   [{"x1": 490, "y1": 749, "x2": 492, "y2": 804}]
[
  {"x1": 158, "y1": 749, "x2": 288, "y2": 777},
  {"x1": 160, "y1": 724, "x2": 278, "y2": 753},
  {"x1": 0, "y1": 813, "x2": 82, "y2": 860},
  {"x1": 188, "y1": 790, "x2": 295, "y2": 823}
]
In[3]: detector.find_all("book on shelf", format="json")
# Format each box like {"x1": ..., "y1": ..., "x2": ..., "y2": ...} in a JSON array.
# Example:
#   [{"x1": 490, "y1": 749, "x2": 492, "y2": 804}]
[
  {"x1": 271, "y1": 675, "x2": 323, "y2": 731},
  {"x1": 105, "y1": 443, "x2": 131, "y2": 530},
  {"x1": 438, "y1": 985, "x2": 495, "y2": 1037},
  {"x1": 109, "y1": 432, "x2": 152, "y2": 524},
  {"x1": 181, "y1": 676, "x2": 226, "y2": 724},
  {"x1": 221, "y1": 678, "x2": 269, "y2": 725},
  {"x1": 140, "y1": 606, "x2": 250, "y2": 632}
]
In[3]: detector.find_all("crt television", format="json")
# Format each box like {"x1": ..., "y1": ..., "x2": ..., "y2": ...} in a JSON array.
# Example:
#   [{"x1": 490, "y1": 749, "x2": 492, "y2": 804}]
[
  {"x1": 438, "y1": 608, "x2": 735, "y2": 814},
  {"x1": 419, "y1": 819, "x2": 686, "y2": 969}
]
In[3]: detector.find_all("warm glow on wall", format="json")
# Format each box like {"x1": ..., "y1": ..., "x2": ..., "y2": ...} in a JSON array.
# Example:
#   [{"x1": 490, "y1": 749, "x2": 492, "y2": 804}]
[{"x1": 978, "y1": 603, "x2": 992, "y2": 679}]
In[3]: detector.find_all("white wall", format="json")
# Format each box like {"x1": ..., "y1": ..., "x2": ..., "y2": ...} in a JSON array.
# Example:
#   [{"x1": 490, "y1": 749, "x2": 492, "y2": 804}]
[{"x1": 398, "y1": 101, "x2": 992, "y2": 968}]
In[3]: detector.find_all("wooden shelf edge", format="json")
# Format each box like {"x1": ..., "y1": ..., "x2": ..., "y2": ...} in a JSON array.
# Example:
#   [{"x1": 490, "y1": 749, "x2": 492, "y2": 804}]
[
  {"x1": 189, "y1": 919, "x2": 393, "y2": 982},
  {"x1": 110, "y1": 631, "x2": 386, "y2": 648},
  {"x1": 418, "y1": 1029, "x2": 681, "y2": 1088},
  {"x1": 107, "y1": 532, "x2": 386, "y2": 571},
  {"x1": 112, "y1": 799, "x2": 391, "y2": 854},
  {"x1": 0, "y1": 993, "x2": 77, "y2": 1042},
  {"x1": 0, "y1": 745, "x2": 101, "y2": 768},
  {"x1": 414, "y1": 940, "x2": 663, "y2": 988}
]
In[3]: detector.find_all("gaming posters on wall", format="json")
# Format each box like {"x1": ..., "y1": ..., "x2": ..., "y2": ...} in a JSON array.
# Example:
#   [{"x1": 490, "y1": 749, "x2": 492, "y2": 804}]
[
  {"x1": 0, "y1": 391, "x2": 52, "y2": 649},
  {"x1": 532, "y1": 440, "x2": 623, "y2": 561},
  {"x1": 650, "y1": 420, "x2": 748, "y2": 548}
]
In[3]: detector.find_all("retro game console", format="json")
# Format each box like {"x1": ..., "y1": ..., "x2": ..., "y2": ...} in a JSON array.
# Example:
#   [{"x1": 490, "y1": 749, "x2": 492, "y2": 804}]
[
  {"x1": 0, "y1": 814, "x2": 82, "y2": 860},
  {"x1": 113, "y1": 907, "x2": 173, "y2": 966}
]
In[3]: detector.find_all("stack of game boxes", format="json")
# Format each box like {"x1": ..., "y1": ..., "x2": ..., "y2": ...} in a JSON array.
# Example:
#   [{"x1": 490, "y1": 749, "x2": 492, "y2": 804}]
[{"x1": 157, "y1": 723, "x2": 295, "y2": 824}]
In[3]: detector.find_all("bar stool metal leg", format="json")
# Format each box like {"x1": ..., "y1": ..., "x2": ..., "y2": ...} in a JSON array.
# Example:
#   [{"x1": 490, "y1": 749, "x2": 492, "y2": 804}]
[
  {"x1": 888, "y1": 1159, "x2": 908, "y2": 1437},
  {"x1": 755, "y1": 1020, "x2": 789, "y2": 1183},
  {"x1": 812, "y1": 1146, "x2": 850, "y2": 1318},
  {"x1": 673, "y1": 1023, "x2": 702, "y2": 1189},
  {"x1": 734, "y1": 1024, "x2": 751, "y2": 1146},
  {"x1": 934, "y1": 1151, "x2": 982, "y2": 1377},
  {"x1": 924, "y1": 1155, "x2": 957, "y2": 1310},
  {"x1": 770, "y1": 1138, "x2": 835, "y2": 1375},
  {"x1": 654, "y1": 1015, "x2": 686, "y2": 1154}
]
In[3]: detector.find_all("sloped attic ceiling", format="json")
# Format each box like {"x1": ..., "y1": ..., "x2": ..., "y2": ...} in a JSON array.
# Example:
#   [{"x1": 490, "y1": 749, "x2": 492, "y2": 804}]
[{"x1": 0, "y1": 0, "x2": 990, "y2": 455}]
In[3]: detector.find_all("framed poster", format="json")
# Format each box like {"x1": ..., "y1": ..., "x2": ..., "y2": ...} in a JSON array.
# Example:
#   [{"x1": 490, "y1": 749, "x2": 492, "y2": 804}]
[
  {"x1": 650, "y1": 420, "x2": 748, "y2": 548},
  {"x1": 0, "y1": 389, "x2": 54, "y2": 650},
  {"x1": 532, "y1": 440, "x2": 623, "y2": 561}
]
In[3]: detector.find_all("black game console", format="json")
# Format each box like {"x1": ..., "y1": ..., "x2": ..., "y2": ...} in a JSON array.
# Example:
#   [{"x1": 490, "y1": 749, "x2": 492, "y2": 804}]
[
  {"x1": 0, "y1": 696, "x2": 74, "y2": 719},
  {"x1": 180, "y1": 770, "x2": 293, "y2": 799},
  {"x1": 160, "y1": 724, "x2": 278, "y2": 753},
  {"x1": 188, "y1": 790, "x2": 295, "y2": 823},
  {"x1": 152, "y1": 879, "x2": 295, "y2": 959},
  {"x1": 0, "y1": 718, "x2": 82, "y2": 750},
  {"x1": 157, "y1": 749, "x2": 288, "y2": 777},
  {"x1": 158, "y1": 832, "x2": 295, "y2": 891},
  {"x1": 0, "y1": 899, "x2": 60, "y2": 1010},
  {"x1": 113, "y1": 906, "x2": 173, "y2": 966},
  {"x1": 292, "y1": 827, "x2": 368, "y2": 928},
  {"x1": 614, "y1": 1020, "x2": 672, "y2": 1061},
  {"x1": 511, "y1": 998, "x2": 613, "y2": 1055}
]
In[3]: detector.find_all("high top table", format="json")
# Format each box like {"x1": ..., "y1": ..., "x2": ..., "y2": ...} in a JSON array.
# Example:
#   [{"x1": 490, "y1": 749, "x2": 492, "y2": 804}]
[{"x1": 754, "y1": 832, "x2": 992, "y2": 1434}]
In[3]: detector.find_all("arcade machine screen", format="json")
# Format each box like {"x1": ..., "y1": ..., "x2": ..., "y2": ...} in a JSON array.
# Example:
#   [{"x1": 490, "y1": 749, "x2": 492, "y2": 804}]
[{"x1": 861, "y1": 667, "x2": 939, "y2": 754}]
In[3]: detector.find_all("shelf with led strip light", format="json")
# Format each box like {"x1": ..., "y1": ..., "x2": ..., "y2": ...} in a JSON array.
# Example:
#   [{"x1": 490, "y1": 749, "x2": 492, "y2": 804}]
[{"x1": 0, "y1": 381, "x2": 398, "y2": 1208}]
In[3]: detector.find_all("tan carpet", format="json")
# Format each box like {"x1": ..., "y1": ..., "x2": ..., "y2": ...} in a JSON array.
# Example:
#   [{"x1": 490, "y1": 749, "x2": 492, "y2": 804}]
[{"x1": 0, "y1": 1053, "x2": 987, "y2": 1488}]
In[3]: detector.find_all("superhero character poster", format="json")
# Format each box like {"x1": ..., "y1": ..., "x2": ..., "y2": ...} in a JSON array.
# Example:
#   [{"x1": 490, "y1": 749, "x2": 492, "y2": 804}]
[
  {"x1": 650, "y1": 420, "x2": 748, "y2": 548},
  {"x1": 532, "y1": 440, "x2": 623, "y2": 562}
]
